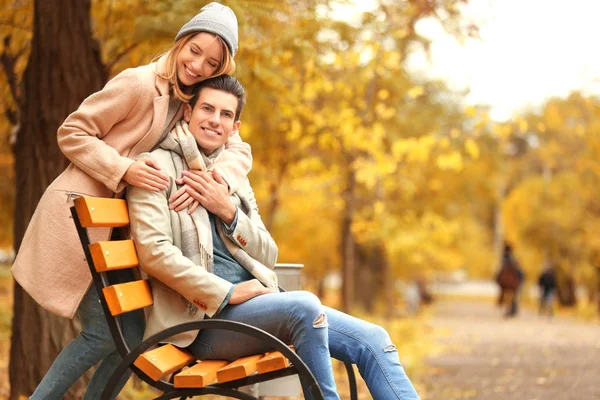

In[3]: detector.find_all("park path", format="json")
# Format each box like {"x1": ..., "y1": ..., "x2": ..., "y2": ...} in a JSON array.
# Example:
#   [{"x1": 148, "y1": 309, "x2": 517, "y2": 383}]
[{"x1": 421, "y1": 299, "x2": 600, "y2": 400}]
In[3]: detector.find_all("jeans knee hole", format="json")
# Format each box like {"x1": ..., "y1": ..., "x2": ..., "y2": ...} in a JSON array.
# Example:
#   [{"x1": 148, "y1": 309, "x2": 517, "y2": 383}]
[
  {"x1": 383, "y1": 344, "x2": 397, "y2": 353},
  {"x1": 312, "y1": 313, "x2": 328, "y2": 328}
]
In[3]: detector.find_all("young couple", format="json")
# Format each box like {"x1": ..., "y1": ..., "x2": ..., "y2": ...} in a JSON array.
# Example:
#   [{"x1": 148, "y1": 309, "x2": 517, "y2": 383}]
[{"x1": 12, "y1": 3, "x2": 420, "y2": 399}]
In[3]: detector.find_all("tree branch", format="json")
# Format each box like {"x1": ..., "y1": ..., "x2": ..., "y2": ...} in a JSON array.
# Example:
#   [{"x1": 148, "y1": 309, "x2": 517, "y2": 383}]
[
  {"x1": 0, "y1": 36, "x2": 24, "y2": 124},
  {"x1": 105, "y1": 42, "x2": 140, "y2": 75}
]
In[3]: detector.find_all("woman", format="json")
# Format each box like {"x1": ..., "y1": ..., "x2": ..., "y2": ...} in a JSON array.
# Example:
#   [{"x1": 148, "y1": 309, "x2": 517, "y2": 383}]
[
  {"x1": 128, "y1": 75, "x2": 421, "y2": 400},
  {"x1": 11, "y1": 3, "x2": 250, "y2": 399}
]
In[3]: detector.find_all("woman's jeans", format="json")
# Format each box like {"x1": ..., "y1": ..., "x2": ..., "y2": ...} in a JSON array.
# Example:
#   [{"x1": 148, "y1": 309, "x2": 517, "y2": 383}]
[
  {"x1": 30, "y1": 287, "x2": 145, "y2": 400},
  {"x1": 188, "y1": 291, "x2": 420, "y2": 400}
]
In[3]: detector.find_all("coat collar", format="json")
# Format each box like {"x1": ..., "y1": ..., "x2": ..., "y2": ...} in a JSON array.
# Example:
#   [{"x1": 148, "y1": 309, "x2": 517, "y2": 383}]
[{"x1": 153, "y1": 54, "x2": 171, "y2": 97}]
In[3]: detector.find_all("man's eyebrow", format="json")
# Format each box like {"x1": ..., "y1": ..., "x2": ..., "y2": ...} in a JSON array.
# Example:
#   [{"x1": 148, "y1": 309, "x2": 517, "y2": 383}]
[
  {"x1": 221, "y1": 108, "x2": 235, "y2": 115},
  {"x1": 198, "y1": 101, "x2": 234, "y2": 115}
]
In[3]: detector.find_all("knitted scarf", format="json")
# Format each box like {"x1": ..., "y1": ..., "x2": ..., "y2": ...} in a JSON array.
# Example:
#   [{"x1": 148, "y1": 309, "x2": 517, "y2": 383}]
[
  {"x1": 160, "y1": 120, "x2": 279, "y2": 314},
  {"x1": 160, "y1": 120, "x2": 217, "y2": 277}
]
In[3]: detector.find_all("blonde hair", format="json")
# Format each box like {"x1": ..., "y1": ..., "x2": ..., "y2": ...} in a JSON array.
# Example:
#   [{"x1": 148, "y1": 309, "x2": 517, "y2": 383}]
[{"x1": 157, "y1": 32, "x2": 236, "y2": 102}]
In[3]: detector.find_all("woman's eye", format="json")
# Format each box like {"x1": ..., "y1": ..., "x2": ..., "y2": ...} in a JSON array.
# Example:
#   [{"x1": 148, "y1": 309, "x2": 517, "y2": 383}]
[
  {"x1": 208, "y1": 62, "x2": 217, "y2": 68},
  {"x1": 191, "y1": 48, "x2": 198, "y2": 54}
]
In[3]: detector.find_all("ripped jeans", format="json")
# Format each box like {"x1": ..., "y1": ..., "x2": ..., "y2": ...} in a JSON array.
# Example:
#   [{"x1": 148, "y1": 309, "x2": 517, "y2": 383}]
[{"x1": 187, "y1": 291, "x2": 420, "y2": 400}]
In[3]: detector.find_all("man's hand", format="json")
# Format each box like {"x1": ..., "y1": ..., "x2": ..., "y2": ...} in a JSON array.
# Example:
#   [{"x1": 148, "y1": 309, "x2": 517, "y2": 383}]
[
  {"x1": 123, "y1": 158, "x2": 169, "y2": 191},
  {"x1": 229, "y1": 279, "x2": 272, "y2": 305}
]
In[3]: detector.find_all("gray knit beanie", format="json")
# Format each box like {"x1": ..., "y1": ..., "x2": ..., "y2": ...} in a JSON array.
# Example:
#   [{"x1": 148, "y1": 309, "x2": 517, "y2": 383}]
[{"x1": 175, "y1": 2, "x2": 238, "y2": 57}]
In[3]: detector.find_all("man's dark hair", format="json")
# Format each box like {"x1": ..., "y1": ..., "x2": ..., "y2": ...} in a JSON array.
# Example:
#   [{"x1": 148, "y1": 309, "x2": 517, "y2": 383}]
[{"x1": 189, "y1": 75, "x2": 246, "y2": 121}]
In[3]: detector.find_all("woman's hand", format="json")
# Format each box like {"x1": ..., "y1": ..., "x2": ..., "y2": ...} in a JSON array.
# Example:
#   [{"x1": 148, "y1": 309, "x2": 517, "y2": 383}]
[
  {"x1": 168, "y1": 185, "x2": 200, "y2": 214},
  {"x1": 229, "y1": 279, "x2": 272, "y2": 305},
  {"x1": 123, "y1": 158, "x2": 169, "y2": 191},
  {"x1": 180, "y1": 170, "x2": 236, "y2": 223}
]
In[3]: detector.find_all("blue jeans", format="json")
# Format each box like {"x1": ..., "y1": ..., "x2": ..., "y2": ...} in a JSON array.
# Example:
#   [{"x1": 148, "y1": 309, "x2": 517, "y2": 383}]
[
  {"x1": 30, "y1": 288, "x2": 145, "y2": 400},
  {"x1": 539, "y1": 288, "x2": 556, "y2": 316},
  {"x1": 187, "y1": 291, "x2": 420, "y2": 400}
]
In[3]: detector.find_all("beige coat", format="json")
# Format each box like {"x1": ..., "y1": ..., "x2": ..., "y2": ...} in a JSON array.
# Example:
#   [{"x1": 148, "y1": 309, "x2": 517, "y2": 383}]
[
  {"x1": 11, "y1": 57, "x2": 252, "y2": 319},
  {"x1": 127, "y1": 148, "x2": 278, "y2": 348}
]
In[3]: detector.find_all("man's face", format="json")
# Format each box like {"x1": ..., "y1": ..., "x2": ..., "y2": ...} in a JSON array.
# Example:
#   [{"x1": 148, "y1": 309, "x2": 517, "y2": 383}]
[{"x1": 183, "y1": 87, "x2": 241, "y2": 154}]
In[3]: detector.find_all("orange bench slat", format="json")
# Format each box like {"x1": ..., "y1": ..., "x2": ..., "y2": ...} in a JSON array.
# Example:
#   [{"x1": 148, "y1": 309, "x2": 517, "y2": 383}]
[
  {"x1": 89, "y1": 240, "x2": 138, "y2": 272},
  {"x1": 103, "y1": 280, "x2": 153, "y2": 316},
  {"x1": 134, "y1": 344, "x2": 196, "y2": 381},
  {"x1": 216, "y1": 354, "x2": 264, "y2": 383},
  {"x1": 74, "y1": 197, "x2": 129, "y2": 228},
  {"x1": 256, "y1": 350, "x2": 291, "y2": 374},
  {"x1": 174, "y1": 360, "x2": 229, "y2": 388}
]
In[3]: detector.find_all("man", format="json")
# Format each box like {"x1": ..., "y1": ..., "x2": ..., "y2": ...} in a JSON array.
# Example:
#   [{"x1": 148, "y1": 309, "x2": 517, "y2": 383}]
[
  {"x1": 538, "y1": 262, "x2": 557, "y2": 317},
  {"x1": 127, "y1": 75, "x2": 420, "y2": 400}
]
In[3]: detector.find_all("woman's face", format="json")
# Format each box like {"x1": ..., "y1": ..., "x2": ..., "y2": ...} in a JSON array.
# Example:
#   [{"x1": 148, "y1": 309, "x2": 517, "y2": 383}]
[{"x1": 176, "y1": 32, "x2": 224, "y2": 86}]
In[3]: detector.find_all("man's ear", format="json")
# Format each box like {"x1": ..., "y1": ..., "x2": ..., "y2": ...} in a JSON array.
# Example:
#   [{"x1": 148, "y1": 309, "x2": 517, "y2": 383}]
[
  {"x1": 183, "y1": 103, "x2": 192, "y2": 122},
  {"x1": 231, "y1": 121, "x2": 241, "y2": 137}
]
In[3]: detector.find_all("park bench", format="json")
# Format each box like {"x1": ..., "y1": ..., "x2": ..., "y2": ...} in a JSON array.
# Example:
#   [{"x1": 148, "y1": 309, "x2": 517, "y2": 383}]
[{"x1": 71, "y1": 196, "x2": 358, "y2": 400}]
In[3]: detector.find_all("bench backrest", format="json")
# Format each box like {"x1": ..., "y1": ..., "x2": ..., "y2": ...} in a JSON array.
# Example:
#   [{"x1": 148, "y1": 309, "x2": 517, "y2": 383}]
[{"x1": 71, "y1": 196, "x2": 152, "y2": 356}]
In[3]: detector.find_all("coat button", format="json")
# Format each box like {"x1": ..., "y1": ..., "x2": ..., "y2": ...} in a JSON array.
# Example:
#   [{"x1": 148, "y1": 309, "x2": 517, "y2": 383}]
[
  {"x1": 193, "y1": 298, "x2": 208, "y2": 311},
  {"x1": 236, "y1": 235, "x2": 247, "y2": 246}
]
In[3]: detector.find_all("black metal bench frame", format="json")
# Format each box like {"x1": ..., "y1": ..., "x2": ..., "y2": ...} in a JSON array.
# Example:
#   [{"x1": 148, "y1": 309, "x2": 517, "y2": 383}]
[{"x1": 71, "y1": 204, "x2": 358, "y2": 400}]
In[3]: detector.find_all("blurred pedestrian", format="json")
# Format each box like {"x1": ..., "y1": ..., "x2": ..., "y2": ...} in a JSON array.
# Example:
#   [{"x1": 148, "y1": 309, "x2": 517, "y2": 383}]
[
  {"x1": 538, "y1": 262, "x2": 557, "y2": 317},
  {"x1": 495, "y1": 243, "x2": 525, "y2": 317}
]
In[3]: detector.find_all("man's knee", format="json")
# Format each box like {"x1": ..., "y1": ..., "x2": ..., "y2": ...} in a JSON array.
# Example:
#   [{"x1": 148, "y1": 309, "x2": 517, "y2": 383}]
[
  {"x1": 364, "y1": 324, "x2": 397, "y2": 353},
  {"x1": 286, "y1": 291, "x2": 326, "y2": 326}
]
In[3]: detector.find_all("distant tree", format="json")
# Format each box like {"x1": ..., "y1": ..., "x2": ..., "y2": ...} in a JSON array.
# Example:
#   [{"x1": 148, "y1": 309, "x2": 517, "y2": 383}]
[{"x1": 9, "y1": 1, "x2": 106, "y2": 398}]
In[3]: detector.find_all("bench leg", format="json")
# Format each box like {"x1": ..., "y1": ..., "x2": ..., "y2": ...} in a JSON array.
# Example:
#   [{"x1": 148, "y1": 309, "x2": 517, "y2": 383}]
[{"x1": 344, "y1": 362, "x2": 358, "y2": 400}]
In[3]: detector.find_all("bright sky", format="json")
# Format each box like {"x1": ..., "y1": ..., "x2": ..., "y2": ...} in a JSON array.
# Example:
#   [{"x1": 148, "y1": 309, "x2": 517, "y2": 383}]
[{"x1": 332, "y1": 0, "x2": 600, "y2": 121}]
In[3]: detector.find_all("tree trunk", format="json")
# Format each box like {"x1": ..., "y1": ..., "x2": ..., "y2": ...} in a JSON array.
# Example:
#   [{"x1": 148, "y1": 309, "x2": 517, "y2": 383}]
[
  {"x1": 596, "y1": 266, "x2": 600, "y2": 316},
  {"x1": 493, "y1": 182, "x2": 506, "y2": 274},
  {"x1": 10, "y1": 1, "x2": 106, "y2": 398},
  {"x1": 341, "y1": 165, "x2": 356, "y2": 313},
  {"x1": 264, "y1": 157, "x2": 288, "y2": 231},
  {"x1": 556, "y1": 273, "x2": 577, "y2": 307},
  {"x1": 353, "y1": 243, "x2": 373, "y2": 311},
  {"x1": 353, "y1": 242, "x2": 388, "y2": 313}
]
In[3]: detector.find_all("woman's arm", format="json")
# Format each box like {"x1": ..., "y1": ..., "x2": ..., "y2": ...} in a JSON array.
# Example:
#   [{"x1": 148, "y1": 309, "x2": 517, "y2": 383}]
[
  {"x1": 57, "y1": 68, "x2": 167, "y2": 193},
  {"x1": 212, "y1": 132, "x2": 252, "y2": 194}
]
